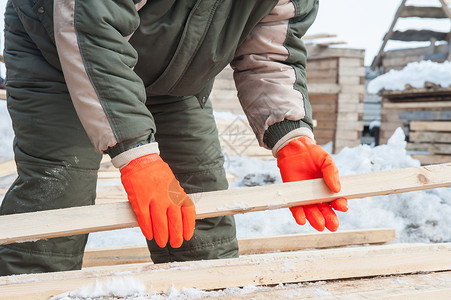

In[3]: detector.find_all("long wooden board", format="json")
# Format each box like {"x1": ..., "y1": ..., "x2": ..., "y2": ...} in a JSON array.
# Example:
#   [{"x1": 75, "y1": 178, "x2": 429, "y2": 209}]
[
  {"x1": 1, "y1": 243, "x2": 450, "y2": 299},
  {"x1": 230, "y1": 271, "x2": 451, "y2": 299},
  {"x1": 0, "y1": 164, "x2": 450, "y2": 245},
  {"x1": 410, "y1": 121, "x2": 451, "y2": 132},
  {"x1": 82, "y1": 228, "x2": 395, "y2": 268}
]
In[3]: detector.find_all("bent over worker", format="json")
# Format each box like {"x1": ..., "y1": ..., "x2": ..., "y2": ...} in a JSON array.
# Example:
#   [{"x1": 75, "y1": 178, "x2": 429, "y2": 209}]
[{"x1": 0, "y1": 0, "x2": 347, "y2": 275}]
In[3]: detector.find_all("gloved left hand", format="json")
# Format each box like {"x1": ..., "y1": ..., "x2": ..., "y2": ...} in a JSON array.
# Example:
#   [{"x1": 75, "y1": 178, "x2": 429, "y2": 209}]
[
  {"x1": 277, "y1": 136, "x2": 348, "y2": 232},
  {"x1": 120, "y1": 153, "x2": 196, "y2": 248}
]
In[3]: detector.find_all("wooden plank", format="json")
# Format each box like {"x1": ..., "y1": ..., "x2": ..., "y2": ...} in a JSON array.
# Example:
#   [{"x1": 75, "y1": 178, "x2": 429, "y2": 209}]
[
  {"x1": 235, "y1": 271, "x2": 451, "y2": 299},
  {"x1": 338, "y1": 76, "x2": 363, "y2": 86},
  {"x1": 384, "y1": 101, "x2": 451, "y2": 109},
  {"x1": 411, "y1": 154, "x2": 451, "y2": 165},
  {"x1": 0, "y1": 89, "x2": 6, "y2": 101},
  {"x1": 337, "y1": 102, "x2": 364, "y2": 113},
  {"x1": 340, "y1": 84, "x2": 365, "y2": 94},
  {"x1": 0, "y1": 160, "x2": 16, "y2": 178},
  {"x1": 400, "y1": 110, "x2": 451, "y2": 121},
  {"x1": 306, "y1": 45, "x2": 365, "y2": 58},
  {"x1": 1, "y1": 164, "x2": 450, "y2": 245},
  {"x1": 2, "y1": 243, "x2": 450, "y2": 299},
  {"x1": 306, "y1": 57, "x2": 338, "y2": 70},
  {"x1": 308, "y1": 83, "x2": 340, "y2": 94},
  {"x1": 302, "y1": 33, "x2": 337, "y2": 40},
  {"x1": 82, "y1": 228, "x2": 396, "y2": 268},
  {"x1": 338, "y1": 57, "x2": 363, "y2": 68},
  {"x1": 410, "y1": 121, "x2": 451, "y2": 132},
  {"x1": 400, "y1": 6, "x2": 448, "y2": 18},
  {"x1": 409, "y1": 131, "x2": 451, "y2": 143},
  {"x1": 407, "y1": 142, "x2": 451, "y2": 155},
  {"x1": 390, "y1": 29, "x2": 448, "y2": 42}
]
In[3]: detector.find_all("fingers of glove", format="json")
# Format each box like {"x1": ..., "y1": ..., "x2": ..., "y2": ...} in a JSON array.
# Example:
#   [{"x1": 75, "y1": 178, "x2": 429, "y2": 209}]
[
  {"x1": 150, "y1": 204, "x2": 169, "y2": 248},
  {"x1": 182, "y1": 205, "x2": 196, "y2": 241},
  {"x1": 167, "y1": 204, "x2": 184, "y2": 248},
  {"x1": 304, "y1": 204, "x2": 326, "y2": 232},
  {"x1": 331, "y1": 198, "x2": 349, "y2": 212},
  {"x1": 320, "y1": 153, "x2": 341, "y2": 193},
  {"x1": 289, "y1": 206, "x2": 306, "y2": 225},
  {"x1": 318, "y1": 203, "x2": 339, "y2": 232},
  {"x1": 134, "y1": 210, "x2": 154, "y2": 241}
]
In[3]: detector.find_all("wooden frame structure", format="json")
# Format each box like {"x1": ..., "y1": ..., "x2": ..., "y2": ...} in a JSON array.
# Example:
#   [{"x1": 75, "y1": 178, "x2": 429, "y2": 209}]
[{"x1": 371, "y1": 0, "x2": 451, "y2": 71}]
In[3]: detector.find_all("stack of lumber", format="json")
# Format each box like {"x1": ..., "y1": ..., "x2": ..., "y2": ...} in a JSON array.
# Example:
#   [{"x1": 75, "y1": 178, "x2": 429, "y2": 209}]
[
  {"x1": 379, "y1": 87, "x2": 451, "y2": 164},
  {"x1": 1, "y1": 163, "x2": 451, "y2": 298},
  {"x1": 211, "y1": 45, "x2": 365, "y2": 154},
  {"x1": 306, "y1": 46, "x2": 365, "y2": 152}
]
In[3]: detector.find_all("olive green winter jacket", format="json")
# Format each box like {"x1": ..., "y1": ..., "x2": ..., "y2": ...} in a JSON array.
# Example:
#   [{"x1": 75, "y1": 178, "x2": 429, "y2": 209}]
[{"x1": 47, "y1": 0, "x2": 317, "y2": 162}]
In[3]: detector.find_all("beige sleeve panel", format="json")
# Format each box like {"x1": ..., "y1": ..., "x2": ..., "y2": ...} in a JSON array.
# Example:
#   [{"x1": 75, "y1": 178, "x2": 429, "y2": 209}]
[
  {"x1": 231, "y1": 0, "x2": 307, "y2": 147},
  {"x1": 54, "y1": 0, "x2": 118, "y2": 154}
]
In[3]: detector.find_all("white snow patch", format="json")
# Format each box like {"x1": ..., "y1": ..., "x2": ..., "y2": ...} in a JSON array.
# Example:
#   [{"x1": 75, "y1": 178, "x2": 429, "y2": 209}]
[
  {"x1": 50, "y1": 277, "x2": 147, "y2": 300},
  {"x1": 367, "y1": 61, "x2": 451, "y2": 94}
]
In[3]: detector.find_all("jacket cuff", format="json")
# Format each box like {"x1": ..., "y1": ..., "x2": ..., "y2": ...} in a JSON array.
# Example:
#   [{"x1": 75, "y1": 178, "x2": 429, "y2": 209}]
[
  {"x1": 111, "y1": 142, "x2": 160, "y2": 170},
  {"x1": 263, "y1": 119, "x2": 314, "y2": 151},
  {"x1": 271, "y1": 128, "x2": 315, "y2": 157}
]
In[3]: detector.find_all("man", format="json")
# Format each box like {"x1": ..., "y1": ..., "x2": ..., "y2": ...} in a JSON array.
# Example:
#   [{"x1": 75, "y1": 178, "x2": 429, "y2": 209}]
[{"x1": 0, "y1": 0, "x2": 347, "y2": 275}]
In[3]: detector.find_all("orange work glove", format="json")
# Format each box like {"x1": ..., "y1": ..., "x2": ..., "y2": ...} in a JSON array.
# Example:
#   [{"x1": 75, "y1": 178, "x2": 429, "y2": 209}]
[
  {"x1": 277, "y1": 136, "x2": 348, "y2": 232},
  {"x1": 120, "y1": 153, "x2": 196, "y2": 248}
]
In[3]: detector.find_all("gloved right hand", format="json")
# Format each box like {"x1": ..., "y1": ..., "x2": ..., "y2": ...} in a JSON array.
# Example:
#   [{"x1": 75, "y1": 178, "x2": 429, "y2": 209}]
[{"x1": 120, "y1": 153, "x2": 196, "y2": 248}]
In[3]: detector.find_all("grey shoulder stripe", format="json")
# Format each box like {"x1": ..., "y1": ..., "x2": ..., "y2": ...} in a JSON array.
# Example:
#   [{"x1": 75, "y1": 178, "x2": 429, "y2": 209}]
[{"x1": 54, "y1": 0, "x2": 117, "y2": 154}]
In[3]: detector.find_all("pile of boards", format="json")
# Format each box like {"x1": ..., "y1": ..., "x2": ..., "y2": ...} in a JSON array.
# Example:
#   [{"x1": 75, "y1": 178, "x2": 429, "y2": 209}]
[
  {"x1": 380, "y1": 86, "x2": 451, "y2": 164},
  {"x1": 1, "y1": 160, "x2": 451, "y2": 298}
]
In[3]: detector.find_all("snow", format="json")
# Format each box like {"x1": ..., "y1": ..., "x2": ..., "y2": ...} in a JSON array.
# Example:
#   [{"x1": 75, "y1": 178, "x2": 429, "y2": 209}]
[
  {"x1": 367, "y1": 61, "x2": 451, "y2": 94},
  {"x1": 51, "y1": 277, "x2": 147, "y2": 300}
]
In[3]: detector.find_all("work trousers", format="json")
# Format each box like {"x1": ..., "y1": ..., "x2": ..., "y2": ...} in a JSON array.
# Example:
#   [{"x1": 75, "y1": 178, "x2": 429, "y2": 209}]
[{"x1": 0, "y1": 2, "x2": 238, "y2": 276}]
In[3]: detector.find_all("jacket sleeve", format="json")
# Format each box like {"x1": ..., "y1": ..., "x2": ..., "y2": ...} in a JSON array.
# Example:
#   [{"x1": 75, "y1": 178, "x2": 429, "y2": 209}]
[
  {"x1": 231, "y1": 0, "x2": 318, "y2": 156},
  {"x1": 54, "y1": 0, "x2": 156, "y2": 159}
]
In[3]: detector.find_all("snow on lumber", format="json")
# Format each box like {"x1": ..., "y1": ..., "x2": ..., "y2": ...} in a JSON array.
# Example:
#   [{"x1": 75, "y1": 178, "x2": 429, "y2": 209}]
[
  {"x1": 1, "y1": 243, "x2": 450, "y2": 299},
  {"x1": 0, "y1": 163, "x2": 450, "y2": 245},
  {"x1": 368, "y1": 60, "x2": 451, "y2": 94}
]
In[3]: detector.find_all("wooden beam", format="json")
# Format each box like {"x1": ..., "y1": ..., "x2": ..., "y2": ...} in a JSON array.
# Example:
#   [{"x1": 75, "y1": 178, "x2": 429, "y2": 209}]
[
  {"x1": 399, "y1": 110, "x2": 451, "y2": 121},
  {"x1": 0, "y1": 89, "x2": 5, "y2": 101},
  {"x1": 407, "y1": 143, "x2": 451, "y2": 155},
  {"x1": 0, "y1": 160, "x2": 16, "y2": 178},
  {"x1": 410, "y1": 121, "x2": 451, "y2": 132},
  {"x1": 409, "y1": 131, "x2": 451, "y2": 143},
  {"x1": 0, "y1": 164, "x2": 450, "y2": 245},
  {"x1": 308, "y1": 83, "x2": 341, "y2": 94},
  {"x1": 235, "y1": 271, "x2": 451, "y2": 299},
  {"x1": 1, "y1": 243, "x2": 450, "y2": 299},
  {"x1": 82, "y1": 228, "x2": 396, "y2": 268},
  {"x1": 306, "y1": 45, "x2": 365, "y2": 58},
  {"x1": 400, "y1": 6, "x2": 448, "y2": 19},
  {"x1": 302, "y1": 33, "x2": 337, "y2": 40},
  {"x1": 392, "y1": 29, "x2": 449, "y2": 42},
  {"x1": 411, "y1": 154, "x2": 451, "y2": 165},
  {"x1": 371, "y1": 0, "x2": 408, "y2": 70},
  {"x1": 383, "y1": 101, "x2": 451, "y2": 109}
]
